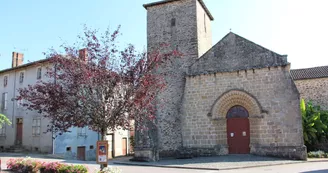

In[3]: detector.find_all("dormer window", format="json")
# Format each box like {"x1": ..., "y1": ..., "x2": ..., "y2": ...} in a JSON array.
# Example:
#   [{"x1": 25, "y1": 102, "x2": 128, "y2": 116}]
[
  {"x1": 3, "y1": 76, "x2": 8, "y2": 87},
  {"x1": 37, "y1": 67, "x2": 42, "y2": 79},
  {"x1": 19, "y1": 72, "x2": 24, "y2": 83}
]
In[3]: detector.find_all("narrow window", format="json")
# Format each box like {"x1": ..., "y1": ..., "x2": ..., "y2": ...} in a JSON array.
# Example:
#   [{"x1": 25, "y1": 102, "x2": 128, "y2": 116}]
[
  {"x1": 19, "y1": 72, "x2": 24, "y2": 83},
  {"x1": 204, "y1": 13, "x2": 207, "y2": 33},
  {"x1": 32, "y1": 118, "x2": 41, "y2": 136},
  {"x1": 2, "y1": 92, "x2": 8, "y2": 110},
  {"x1": 171, "y1": 18, "x2": 176, "y2": 27},
  {"x1": 0, "y1": 126, "x2": 6, "y2": 136},
  {"x1": 37, "y1": 67, "x2": 42, "y2": 79},
  {"x1": 3, "y1": 76, "x2": 8, "y2": 87}
]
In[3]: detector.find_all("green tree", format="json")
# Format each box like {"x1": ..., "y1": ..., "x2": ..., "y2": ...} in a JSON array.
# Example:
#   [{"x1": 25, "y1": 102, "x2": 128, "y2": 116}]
[
  {"x1": 301, "y1": 99, "x2": 328, "y2": 146},
  {"x1": 0, "y1": 113, "x2": 11, "y2": 128}
]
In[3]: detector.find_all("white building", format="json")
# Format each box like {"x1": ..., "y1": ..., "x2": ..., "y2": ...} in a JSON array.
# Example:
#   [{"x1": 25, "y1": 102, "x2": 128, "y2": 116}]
[{"x1": 0, "y1": 51, "x2": 132, "y2": 160}]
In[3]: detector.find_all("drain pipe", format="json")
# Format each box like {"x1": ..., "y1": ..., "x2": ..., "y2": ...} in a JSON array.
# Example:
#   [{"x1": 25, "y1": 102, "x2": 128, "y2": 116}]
[
  {"x1": 12, "y1": 70, "x2": 17, "y2": 128},
  {"x1": 52, "y1": 63, "x2": 57, "y2": 155}
]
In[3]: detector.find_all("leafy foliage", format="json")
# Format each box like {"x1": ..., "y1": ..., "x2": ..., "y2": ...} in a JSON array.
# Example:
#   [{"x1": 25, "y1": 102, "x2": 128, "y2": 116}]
[
  {"x1": 307, "y1": 150, "x2": 328, "y2": 158},
  {"x1": 0, "y1": 113, "x2": 11, "y2": 128},
  {"x1": 301, "y1": 99, "x2": 328, "y2": 146},
  {"x1": 97, "y1": 167, "x2": 122, "y2": 173},
  {"x1": 7, "y1": 157, "x2": 89, "y2": 173},
  {"x1": 17, "y1": 25, "x2": 180, "y2": 137}
]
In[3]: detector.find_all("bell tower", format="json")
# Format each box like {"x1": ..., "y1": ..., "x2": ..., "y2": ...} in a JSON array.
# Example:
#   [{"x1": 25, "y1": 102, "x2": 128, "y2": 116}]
[{"x1": 135, "y1": 0, "x2": 214, "y2": 160}]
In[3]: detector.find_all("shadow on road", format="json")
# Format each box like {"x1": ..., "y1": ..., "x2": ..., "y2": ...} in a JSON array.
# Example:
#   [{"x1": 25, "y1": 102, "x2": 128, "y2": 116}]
[{"x1": 301, "y1": 170, "x2": 328, "y2": 173}]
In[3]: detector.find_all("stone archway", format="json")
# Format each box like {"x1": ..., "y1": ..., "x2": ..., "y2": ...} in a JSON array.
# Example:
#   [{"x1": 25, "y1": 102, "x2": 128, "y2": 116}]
[
  {"x1": 210, "y1": 90, "x2": 263, "y2": 119},
  {"x1": 208, "y1": 90, "x2": 265, "y2": 155}
]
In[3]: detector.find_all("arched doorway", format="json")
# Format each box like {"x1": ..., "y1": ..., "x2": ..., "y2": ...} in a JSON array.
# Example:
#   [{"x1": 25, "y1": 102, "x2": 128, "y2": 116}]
[{"x1": 226, "y1": 106, "x2": 250, "y2": 154}]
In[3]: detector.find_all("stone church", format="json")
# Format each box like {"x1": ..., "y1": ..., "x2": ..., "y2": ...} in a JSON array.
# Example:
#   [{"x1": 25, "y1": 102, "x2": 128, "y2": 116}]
[{"x1": 134, "y1": 0, "x2": 309, "y2": 161}]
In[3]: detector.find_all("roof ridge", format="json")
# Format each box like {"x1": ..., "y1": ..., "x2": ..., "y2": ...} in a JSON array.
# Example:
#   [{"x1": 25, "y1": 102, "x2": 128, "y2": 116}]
[
  {"x1": 231, "y1": 32, "x2": 284, "y2": 57},
  {"x1": 291, "y1": 65, "x2": 328, "y2": 71},
  {"x1": 0, "y1": 58, "x2": 50, "y2": 74}
]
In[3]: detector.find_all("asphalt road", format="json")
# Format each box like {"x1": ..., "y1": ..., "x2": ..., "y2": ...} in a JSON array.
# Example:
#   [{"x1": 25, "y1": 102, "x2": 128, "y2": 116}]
[
  {"x1": 1, "y1": 154, "x2": 328, "y2": 173},
  {"x1": 114, "y1": 162, "x2": 328, "y2": 173}
]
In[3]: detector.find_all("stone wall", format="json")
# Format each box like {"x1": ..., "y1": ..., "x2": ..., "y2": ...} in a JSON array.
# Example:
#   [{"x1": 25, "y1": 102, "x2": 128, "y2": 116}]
[
  {"x1": 138, "y1": 0, "x2": 213, "y2": 159},
  {"x1": 188, "y1": 32, "x2": 288, "y2": 76},
  {"x1": 294, "y1": 78, "x2": 328, "y2": 110},
  {"x1": 196, "y1": 0, "x2": 212, "y2": 57},
  {"x1": 181, "y1": 65, "x2": 306, "y2": 160}
]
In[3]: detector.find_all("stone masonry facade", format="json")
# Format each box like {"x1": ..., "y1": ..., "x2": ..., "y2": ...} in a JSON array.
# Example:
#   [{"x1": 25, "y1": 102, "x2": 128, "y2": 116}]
[
  {"x1": 294, "y1": 78, "x2": 328, "y2": 110},
  {"x1": 135, "y1": 0, "x2": 214, "y2": 160},
  {"x1": 134, "y1": 0, "x2": 307, "y2": 161},
  {"x1": 182, "y1": 66, "x2": 305, "y2": 159}
]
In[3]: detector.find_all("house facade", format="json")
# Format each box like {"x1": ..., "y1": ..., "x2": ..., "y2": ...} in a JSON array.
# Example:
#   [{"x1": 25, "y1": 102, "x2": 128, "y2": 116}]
[
  {"x1": 0, "y1": 51, "x2": 132, "y2": 160},
  {"x1": 0, "y1": 53, "x2": 53, "y2": 153}
]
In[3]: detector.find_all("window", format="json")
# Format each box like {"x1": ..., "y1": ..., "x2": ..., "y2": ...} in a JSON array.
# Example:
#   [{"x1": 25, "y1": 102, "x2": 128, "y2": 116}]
[
  {"x1": 66, "y1": 147, "x2": 71, "y2": 151},
  {"x1": 89, "y1": 145, "x2": 94, "y2": 150},
  {"x1": 17, "y1": 99, "x2": 24, "y2": 109},
  {"x1": 37, "y1": 67, "x2": 42, "y2": 79},
  {"x1": 0, "y1": 126, "x2": 5, "y2": 136},
  {"x1": 32, "y1": 118, "x2": 41, "y2": 136},
  {"x1": 19, "y1": 72, "x2": 24, "y2": 83},
  {"x1": 3, "y1": 76, "x2": 8, "y2": 87},
  {"x1": 78, "y1": 127, "x2": 87, "y2": 136},
  {"x1": 171, "y1": 18, "x2": 176, "y2": 27},
  {"x1": 1, "y1": 92, "x2": 8, "y2": 110},
  {"x1": 204, "y1": 13, "x2": 207, "y2": 33}
]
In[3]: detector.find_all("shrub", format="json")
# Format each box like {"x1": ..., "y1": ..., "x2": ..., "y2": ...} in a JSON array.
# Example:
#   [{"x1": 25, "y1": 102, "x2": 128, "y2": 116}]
[
  {"x1": 307, "y1": 150, "x2": 328, "y2": 158},
  {"x1": 6, "y1": 157, "x2": 42, "y2": 173},
  {"x1": 97, "y1": 167, "x2": 122, "y2": 173},
  {"x1": 40, "y1": 162, "x2": 63, "y2": 173},
  {"x1": 301, "y1": 99, "x2": 328, "y2": 147},
  {"x1": 58, "y1": 164, "x2": 88, "y2": 173},
  {"x1": 7, "y1": 158, "x2": 88, "y2": 173}
]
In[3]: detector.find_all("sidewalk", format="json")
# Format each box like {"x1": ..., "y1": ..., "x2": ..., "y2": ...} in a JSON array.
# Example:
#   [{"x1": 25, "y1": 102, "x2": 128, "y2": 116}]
[{"x1": 113, "y1": 155, "x2": 328, "y2": 171}]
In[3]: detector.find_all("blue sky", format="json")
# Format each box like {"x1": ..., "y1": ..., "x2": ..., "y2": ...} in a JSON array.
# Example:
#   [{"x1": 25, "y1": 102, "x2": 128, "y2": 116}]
[{"x1": 1, "y1": 0, "x2": 328, "y2": 70}]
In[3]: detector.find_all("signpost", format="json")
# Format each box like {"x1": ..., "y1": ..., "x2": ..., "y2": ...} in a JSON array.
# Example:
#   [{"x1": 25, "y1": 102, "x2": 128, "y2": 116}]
[{"x1": 97, "y1": 140, "x2": 109, "y2": 168}]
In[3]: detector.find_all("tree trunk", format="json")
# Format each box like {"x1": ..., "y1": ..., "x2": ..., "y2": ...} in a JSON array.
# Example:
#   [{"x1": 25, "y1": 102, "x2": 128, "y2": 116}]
[{"x1": 100, "y1": 127, "x2": 108, "y2": 170}]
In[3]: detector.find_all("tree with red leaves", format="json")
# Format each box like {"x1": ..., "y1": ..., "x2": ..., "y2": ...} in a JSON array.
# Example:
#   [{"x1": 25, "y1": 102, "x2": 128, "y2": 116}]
[{"x1": 17, "y1": 26, "x2": 179, "y2": 145}]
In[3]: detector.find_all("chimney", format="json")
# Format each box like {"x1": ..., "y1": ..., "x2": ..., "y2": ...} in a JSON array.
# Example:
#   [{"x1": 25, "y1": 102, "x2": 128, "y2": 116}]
[
  {"x1": 12, "y1": 52, "x2": 24, "y2": 68},
  {"x1": 79, "y1": 48, "x2": 88, "y2": 63}
]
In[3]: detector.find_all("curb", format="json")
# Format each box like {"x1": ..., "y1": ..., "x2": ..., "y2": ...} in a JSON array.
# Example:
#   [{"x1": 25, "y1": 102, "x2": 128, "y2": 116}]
[
  {"x1": 113, "y1": 160, "x2": 318, "y2": 171},
  {"x1": 307, "y1": 159, "x2": 328, "y2": 163}
]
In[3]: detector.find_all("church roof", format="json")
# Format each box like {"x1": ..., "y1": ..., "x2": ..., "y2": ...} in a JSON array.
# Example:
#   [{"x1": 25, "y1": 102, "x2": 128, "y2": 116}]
[
  {"x1": 290, "y1": 66, "x2": 328, "y2": 80},
  {"x1": 143, "y1": 0, "x2": 214, "y2": 21},
  {"x1": 188, "y1": 32, "x2": 289, "y2": 76}
]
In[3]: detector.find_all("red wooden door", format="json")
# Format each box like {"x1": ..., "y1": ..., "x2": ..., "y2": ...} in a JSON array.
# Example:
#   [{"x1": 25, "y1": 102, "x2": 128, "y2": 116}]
[
  {"x1": 16, "y1": 118, "x2": 23, "y2": 145},
  {"x1": 122, "y1": 138, "x2": 127, "y2": 156},
  {"x1": 226, "y1": 106, "x2": 250, "y2": 154},
  {"x1": 77, "y1": 146, "x2": 86, "y2": 161}
]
